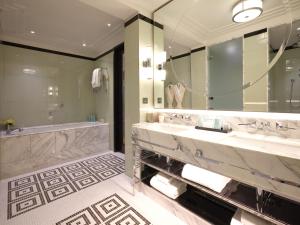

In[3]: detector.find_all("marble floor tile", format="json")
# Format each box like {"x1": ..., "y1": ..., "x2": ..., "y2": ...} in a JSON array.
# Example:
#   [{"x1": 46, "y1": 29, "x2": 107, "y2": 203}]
[{"x1": 0, "y1": 151, "x2": 187, "y2": 225}]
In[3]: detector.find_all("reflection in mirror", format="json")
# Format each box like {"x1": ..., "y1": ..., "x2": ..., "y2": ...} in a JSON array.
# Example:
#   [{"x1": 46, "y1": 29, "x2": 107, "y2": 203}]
[
  {"x1": 269, "y1": 20, "x2": 300, "y2": 113},
  {"x1": 153, "y1": 0, "x2": 300, "y2": 113}
]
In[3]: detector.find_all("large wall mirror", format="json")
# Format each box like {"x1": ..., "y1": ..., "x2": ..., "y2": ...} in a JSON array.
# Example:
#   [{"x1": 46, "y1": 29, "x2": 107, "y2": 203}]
[{"x1": 153, "y1": 0, "x2": 300, "y2": 113}]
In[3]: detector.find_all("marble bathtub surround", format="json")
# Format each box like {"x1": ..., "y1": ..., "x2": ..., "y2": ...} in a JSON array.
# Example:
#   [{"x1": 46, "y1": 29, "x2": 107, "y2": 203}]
[
  {"x1": 132, "y1": 122, "x2": 300, "y2": 203},
  {"x1": 0, "y1": 123, "x2": 109, "y2": 179}
]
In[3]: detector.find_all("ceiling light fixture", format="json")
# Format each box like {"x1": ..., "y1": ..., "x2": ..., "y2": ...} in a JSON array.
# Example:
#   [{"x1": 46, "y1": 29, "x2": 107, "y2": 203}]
[
  {"x1": 232, "y1": 0, "x2": 263, "y2": 23},
  {"x1": 30, "y1": 30, "x2": 35, "y2": 34},
  {"x1": 107, "y1": 23, "x2": 111, "y2": 27},
  {"x1": 297, "y1": 27, "x2": 300, "y2": 31},
  {"x1": 82, "y1": 43, "x2": 87, "y2": 47}
]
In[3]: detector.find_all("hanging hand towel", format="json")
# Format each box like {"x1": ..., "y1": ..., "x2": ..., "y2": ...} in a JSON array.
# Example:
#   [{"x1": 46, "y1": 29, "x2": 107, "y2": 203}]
[
  {"x1": 181, "y1": 164, "x2": 231, "y2": 193},
  {"x1": 165, "y1": 84, "x2": 175, "y2": 108},
  {"x1": 91, "y1": 68, "x2": 101, "y2": 88},
  {"x1": 173, "y1": 82, "x2": 185, "y2": 109}
]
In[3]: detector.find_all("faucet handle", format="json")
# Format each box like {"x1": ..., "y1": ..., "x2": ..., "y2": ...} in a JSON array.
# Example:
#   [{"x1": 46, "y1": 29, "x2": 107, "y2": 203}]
[
  {"x1": 275, "y1": 122, "x2": 296, "y2": 131},
  {"x1": 238, "y1": 121, "x2": 257, "y2": 127},
  {"x1": 184, "y1": 114, "x2": 191, "y2": 120}
]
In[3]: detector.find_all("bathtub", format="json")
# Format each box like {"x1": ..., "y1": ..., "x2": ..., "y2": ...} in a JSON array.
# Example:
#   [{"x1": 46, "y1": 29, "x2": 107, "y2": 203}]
[{"x1": 0, "y1": 122, "x2": 109, "y2": 179}]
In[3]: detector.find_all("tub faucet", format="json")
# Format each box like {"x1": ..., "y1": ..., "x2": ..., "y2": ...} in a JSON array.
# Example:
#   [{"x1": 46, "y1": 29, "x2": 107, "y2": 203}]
[{"x1": 6, "y1": 127, "x2": 23, "y2": 135}]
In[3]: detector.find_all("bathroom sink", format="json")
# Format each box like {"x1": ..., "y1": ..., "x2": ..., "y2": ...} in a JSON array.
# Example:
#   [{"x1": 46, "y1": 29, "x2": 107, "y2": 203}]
[
  {"x1": 137, "y1": 123, "x2": 193, "y2": 134},
  {"x1": 225, "y1": 132, "x2": 300, "y2": 159},
  {"x1": 177, "y1": 128, "x2": 229, "y2": 142}
]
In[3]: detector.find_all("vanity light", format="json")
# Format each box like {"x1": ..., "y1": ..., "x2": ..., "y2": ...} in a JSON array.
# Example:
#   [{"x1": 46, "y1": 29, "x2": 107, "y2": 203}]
[
  {"x1": 141, "y1": 47, "x2": 153, "y2": 80},
  {"x1": 141, "y1": 47, "x2": 152, "y2": 67},
  {"x1": 157, "y1": 51, "x2": 167, "y2": 81},
  {"x1": 232, "y1": 0, "x2": 263, "y2": 23}
]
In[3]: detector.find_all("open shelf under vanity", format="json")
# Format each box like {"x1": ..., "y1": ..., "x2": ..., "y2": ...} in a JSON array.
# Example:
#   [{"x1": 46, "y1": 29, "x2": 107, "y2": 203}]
[{"x1": 137, "y1": 150, "x2": 300, "y2": 225}]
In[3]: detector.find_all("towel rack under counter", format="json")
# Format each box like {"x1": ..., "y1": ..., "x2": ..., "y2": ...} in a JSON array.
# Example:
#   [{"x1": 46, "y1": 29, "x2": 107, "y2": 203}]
[{"x1": 134, "y1": 149, "x2": 300, "y2": 225}]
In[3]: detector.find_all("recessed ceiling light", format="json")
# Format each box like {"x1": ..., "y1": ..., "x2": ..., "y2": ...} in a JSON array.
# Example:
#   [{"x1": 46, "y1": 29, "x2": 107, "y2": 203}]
[
  {"x1": 30, "y1": 30, "x2": 35, "y2": 34},
  {"x1": 232, "y1": 0, "x2": 263, "y2": 23},
  {"x1": 23, "y1": 68, "x2": 36, "y2": 74},
  {"x1": 168, "y1": 46, "x2": 172, "y2": 49},
  {"x1": 297, "y1": 27, "x2": 300, "y2": 31},
  {"x1": 82, "y1": 43, "x2": 87, "y2": 47},
  {"x1": 107, "y1": 23, "x2": 111, "y2": 27}
]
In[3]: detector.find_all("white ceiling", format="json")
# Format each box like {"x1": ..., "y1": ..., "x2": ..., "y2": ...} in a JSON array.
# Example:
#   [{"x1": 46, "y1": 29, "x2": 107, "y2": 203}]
[
  {"x1": 2, "y1": 0, "x2": 299, "y2": 58},
  {"x1": 155, "y1": 0, "x2": 300, "y2": 55},
  {"x1": 0, "y1": 0, "x2": 169, "y2": 58}
]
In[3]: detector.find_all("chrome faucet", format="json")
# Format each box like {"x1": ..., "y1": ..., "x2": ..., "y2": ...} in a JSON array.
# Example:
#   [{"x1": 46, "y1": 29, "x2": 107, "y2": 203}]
[
  {"x1": 275, "y1": 122, "x2": 296, "y2": 131},
  {"x1": 238, "y1": 121, "x2": 257, "y2": 128},
  {"x1": 6, "y1": 127, "x2": 23, "y2": 135}
]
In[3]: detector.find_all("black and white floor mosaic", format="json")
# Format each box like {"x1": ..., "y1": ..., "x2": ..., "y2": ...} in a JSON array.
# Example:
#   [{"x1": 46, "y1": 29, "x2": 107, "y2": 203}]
[
  {"x1": 7, "y1": 153, "x2": 125, "y2": 219},
  {"x1": 56, "y1": 193, "x2": 151, "y2": 225}
]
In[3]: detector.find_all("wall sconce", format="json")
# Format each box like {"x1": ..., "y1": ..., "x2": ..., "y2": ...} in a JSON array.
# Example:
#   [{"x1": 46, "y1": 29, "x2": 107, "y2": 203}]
[
  {"x1": 141, "y1": 47, "x2": 153, "y2": 80},
  {"x1": 157, "y1": 51, "x2": 167, "y2": 81},
  {"x1": 142, "y1": 58, "x2": 152, "y2": 68}
]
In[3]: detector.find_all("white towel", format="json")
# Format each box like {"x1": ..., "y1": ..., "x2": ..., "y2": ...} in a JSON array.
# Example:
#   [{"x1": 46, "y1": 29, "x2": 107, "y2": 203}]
[
  {"x1": 165, "y1": 85, "x2": 175, "y2": 108},
  {"x1": 91, "y1": 68, "x2": 101, "y2": 88},
  {"x1": 173, "y1": 82, "x2": 185, "y2": 109},
  {"x1": 155, "y1": 172, "x2": 172, "y2": 185},
  {"x1": 231, "y1": 210, "x2": 271, "y2": 225},
  {"x1": 150, "y1": 173, "x2": 186, "y2": 199},
  {"x1": 181, "y1": 164, "x2": 231, "y2": 193},
  {"x1": 231, "y1": 210, "x2": 242, "y2": 225},
  {"x1": 241, "y1": 211, "x2": 271, "y2": 225}
]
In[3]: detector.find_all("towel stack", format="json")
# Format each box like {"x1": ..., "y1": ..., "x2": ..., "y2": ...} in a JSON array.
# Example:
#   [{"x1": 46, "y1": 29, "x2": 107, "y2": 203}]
[
  {"x1": 150, "y1": 173, "x2": 186, "y2": 199},
  {"x1": 231, "y1": 209, "x2": 271, "y2": 225},
  {"x1": 91, "y1": 68, "x2": 101, "y2": 88},
  {"x1": 181, "y1": 164, "x2": 231, "y2": 193}
]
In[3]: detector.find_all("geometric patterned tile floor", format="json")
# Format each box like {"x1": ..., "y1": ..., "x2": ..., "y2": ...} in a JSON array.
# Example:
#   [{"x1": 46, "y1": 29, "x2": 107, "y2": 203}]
[
  {"x1": 56, "y1": 193, "x2": 151, "y2": 225},
  {"x1": 0, "y1": 151, "x2": 187, "y2": 225},
  {"x1": 7, "y1": 153, "x2": 125, "y2": 220}
]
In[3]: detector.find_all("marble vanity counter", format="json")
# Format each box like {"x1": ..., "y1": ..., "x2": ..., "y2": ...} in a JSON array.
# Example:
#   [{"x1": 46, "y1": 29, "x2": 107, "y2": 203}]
[
  {"x1": 133, "y1": 123, "x2": 300, "y2": 160},
  {"x1": 132, "y1": 122, "x2": 300, "y2": 202}
]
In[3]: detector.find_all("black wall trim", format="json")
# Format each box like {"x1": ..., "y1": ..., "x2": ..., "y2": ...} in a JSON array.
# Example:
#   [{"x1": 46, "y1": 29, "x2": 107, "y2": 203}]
[
  {"x1": 167, "y1": 52, "x2": 191, "y2": 61},
  {"x1": 191, "y1": 46, "x2": 206, "y2": 53},
  {"x1": 113, "y1": 43, "x2": 124, "y2": 153},
  {"x1": 244, "y1": 28, "x2": 267, "y2": 38},
  {"x1": 94, "y1": 42, "x2": 124, "y2": 60},
  {"x1": 124, "y1": 14, "x2": 164, "y2": 29},
  {"x1": 1, "y1": 40, "x2": 125, "y2": 61},
  {"x1": 1, "y1": 41, "x2": 95, "y2": 61}
]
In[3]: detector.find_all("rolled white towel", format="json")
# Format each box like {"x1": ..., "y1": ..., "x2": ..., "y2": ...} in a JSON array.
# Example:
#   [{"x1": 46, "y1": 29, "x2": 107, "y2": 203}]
[
  {"x1": 181, "y1": 164, "x2": 231, "y2": 193},
  {"x1": 231, "y1": 210, "x2": 242, "y2": 225},
  {"x1": 241, "y1": 211, "x2": 271, "y2": 225},
  {"x1": 155, "y1": 172, "x2": 172, "y2": 185},
  {"x1": 150, "y1": 173, "x2": 186, "y2": 199}
]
